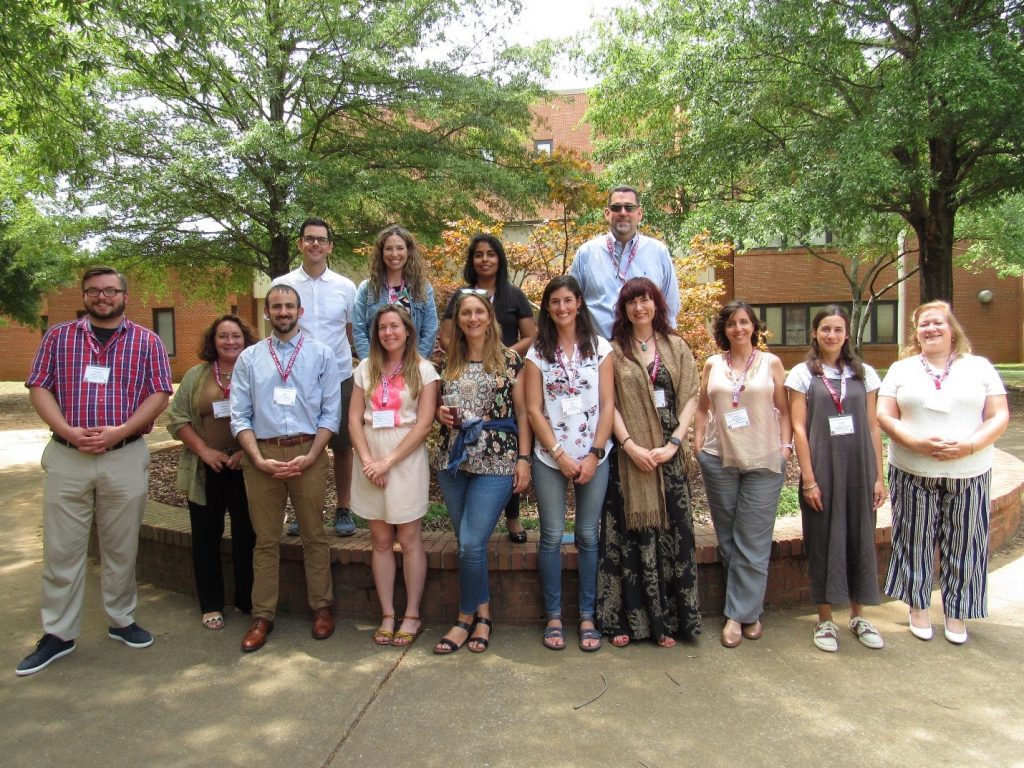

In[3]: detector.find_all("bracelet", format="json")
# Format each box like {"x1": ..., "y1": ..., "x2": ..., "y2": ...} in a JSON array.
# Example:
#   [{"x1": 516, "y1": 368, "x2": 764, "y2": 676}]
[
  {"x1": 783, "y1": 442, "x2": 795, "y2": 450},
  {"x1": 802, "y1": 482, "x2": 818, "y2": 491},
  {"x1": 516, "y1": 454, "x2": 532, "y2": 465},
  {"x1": 622, "y1": 436, "x2": 634, "y2": 446}
]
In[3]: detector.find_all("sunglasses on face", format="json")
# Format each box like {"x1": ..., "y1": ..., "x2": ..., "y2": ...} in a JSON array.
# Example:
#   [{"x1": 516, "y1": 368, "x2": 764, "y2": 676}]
[{"x1": 608, "y1": 203, "x2": 639, "y2": 213}]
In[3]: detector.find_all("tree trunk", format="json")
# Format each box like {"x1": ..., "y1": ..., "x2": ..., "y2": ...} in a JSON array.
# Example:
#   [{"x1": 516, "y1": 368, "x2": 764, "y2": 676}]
[
  {"x1": 268, "y1": 230, "x2": 292, "y2": 278},
  {"x1": 918, "y1": 135, "x2": 958, "y2": 305}
]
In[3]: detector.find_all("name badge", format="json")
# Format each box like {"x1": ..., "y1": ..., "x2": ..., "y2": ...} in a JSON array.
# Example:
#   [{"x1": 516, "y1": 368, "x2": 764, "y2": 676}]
[
  {"x1": 653, "y1": 388, "x2": 667, "y2": 408},
  {"x1": 83, "y1": 365, "x2": 111, "y2": 384},
  {"x1": 561, "y1": 395, "x2": 584, "y2": 417},
  {"x1": 924, "y1": 391, "x2": 952, "y2": 413},
  {"x1": 273, "y1": 387, "x2": 297, "y2": 406},
  {"x1": 829, "y1": 415, "x2": 854, "y2": 436},
  {"x1": 372, "y1": 410, "x2": 396, "y2": 429},
  {"x1": 724, "y1": 408, "x2": 750, "y2": 430},
  {"x1": 212, "y1": 399, "x2": 231, "y2": 419}
]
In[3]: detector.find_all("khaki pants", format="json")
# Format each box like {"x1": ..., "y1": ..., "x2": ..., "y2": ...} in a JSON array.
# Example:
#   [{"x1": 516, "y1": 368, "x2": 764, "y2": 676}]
[{"x1": 242, "y1": 443, "x2": 333, "y2": 620}]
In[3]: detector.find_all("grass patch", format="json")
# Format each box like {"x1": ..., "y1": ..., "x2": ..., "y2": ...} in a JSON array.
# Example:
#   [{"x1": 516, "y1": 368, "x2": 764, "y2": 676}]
[{"x1": 995, "y1": 363, "x2": 1024, "y2": 388}]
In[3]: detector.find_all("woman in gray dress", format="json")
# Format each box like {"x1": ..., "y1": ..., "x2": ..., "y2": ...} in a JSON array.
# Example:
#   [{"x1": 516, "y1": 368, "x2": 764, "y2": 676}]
[{"x1": 786, "y1": 306, "x2": 886, "y2": 653}]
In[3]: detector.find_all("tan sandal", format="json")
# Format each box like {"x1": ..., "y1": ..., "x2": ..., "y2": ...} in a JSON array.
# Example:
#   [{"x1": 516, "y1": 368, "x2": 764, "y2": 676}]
[
  {"x1": 392, "y1": 616, "x2": 422, "y2": 647},
  {"x1": 373, "y1": 614, "x2": 396, "y2": 646}
]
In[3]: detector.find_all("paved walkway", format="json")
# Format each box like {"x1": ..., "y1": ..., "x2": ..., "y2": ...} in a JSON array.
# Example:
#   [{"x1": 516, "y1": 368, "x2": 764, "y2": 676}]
[{"x1": 1, "y1": 431, "x2": 1023, "y2": 767}]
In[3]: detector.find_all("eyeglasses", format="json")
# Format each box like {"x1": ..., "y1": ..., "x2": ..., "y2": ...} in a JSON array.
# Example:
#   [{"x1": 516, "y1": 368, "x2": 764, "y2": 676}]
[
  {"x1": 301, "y1": 235, "x2": 330, "y2": 245},
  {"x1": 84, "y1": 288, "x2": 126, "y2": 298},
  {"x1": 608, "y1": 203, "x2": 639, "y2": 213}
]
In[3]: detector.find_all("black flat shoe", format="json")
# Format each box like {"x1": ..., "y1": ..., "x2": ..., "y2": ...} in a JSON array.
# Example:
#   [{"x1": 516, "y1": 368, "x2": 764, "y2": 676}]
[
  {"x1": 434, "y1": 620, "x2": 473, "y2": 655},
  {"x1": 468, "y1": 616, "x2": 493, "y2": 653}
]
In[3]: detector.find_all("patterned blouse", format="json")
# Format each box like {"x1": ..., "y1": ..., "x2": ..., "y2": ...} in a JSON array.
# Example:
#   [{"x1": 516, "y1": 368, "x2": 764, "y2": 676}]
[{"x1": 434, "y1": 348, "x2": 523, "y2": 476}]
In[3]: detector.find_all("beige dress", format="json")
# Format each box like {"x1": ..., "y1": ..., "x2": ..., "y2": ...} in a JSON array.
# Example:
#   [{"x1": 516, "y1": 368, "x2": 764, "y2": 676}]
[{"x1": 351, "y1": 358, "x2": 439, "y2": 524}]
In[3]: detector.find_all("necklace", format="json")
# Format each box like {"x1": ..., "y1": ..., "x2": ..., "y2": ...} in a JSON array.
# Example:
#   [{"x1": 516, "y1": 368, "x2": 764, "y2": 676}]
[{"x1": 633, "y1": 332, "x2": 654, "y2": 352}]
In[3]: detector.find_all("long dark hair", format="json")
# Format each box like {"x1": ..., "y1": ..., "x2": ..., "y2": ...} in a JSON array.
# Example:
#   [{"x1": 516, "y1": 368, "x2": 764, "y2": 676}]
[
  {"x1": 611, "y1": 277, "x2": 674, "y2": 365},
  {"x1": 713, "y1": 300, "x2": 763, "y2": 350},
  {"x1": 533, "y1": 275, "x2": 599, "y2": 363},
  {"x1": 463, "y1": 233, "x2": 511, "y2": 304},
  {"x1": 806, "y1": 305, "x2": 865, "y2": 380}
]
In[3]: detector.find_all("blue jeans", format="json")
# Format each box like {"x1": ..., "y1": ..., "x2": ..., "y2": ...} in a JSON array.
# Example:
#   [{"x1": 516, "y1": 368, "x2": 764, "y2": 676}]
[
  {"x1": 436, "y1": 470, "x2": 513, "y2": 614},
  {"x1": 533, "y1": 458, "x2": 609, "y2": 620}
]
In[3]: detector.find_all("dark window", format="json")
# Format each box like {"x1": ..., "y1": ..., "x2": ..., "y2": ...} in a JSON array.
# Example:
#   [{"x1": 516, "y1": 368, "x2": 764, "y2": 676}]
[
  {"x1": 153, "y1": 308, "x2": 176, "y2": 357},
  {"x1": 751, "y1": 301, "x2": 897, "y2": 346}
]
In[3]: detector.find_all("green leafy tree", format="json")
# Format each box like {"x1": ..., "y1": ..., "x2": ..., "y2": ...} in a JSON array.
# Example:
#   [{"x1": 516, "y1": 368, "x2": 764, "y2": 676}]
[
  {"x1": 70, "y1": 0, "x2": 546, "y2": 283},
  {"x1": 586, "y1": 0, "x2": 1024, "y2": 306}
]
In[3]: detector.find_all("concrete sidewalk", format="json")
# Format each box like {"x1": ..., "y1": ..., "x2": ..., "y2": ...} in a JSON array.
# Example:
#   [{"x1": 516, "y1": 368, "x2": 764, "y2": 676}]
[{"x1": 2, "y1": 445, "x2": 1023, "y2": 767}]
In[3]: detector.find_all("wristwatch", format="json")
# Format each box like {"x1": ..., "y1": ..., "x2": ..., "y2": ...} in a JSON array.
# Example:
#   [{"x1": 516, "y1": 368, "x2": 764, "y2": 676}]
[
  {"x1": 589, "y1": 446, "x2": 606, "y2": 460},
  {"x1": 668, "y1": 436, "x2": 683, "y2": 448}
]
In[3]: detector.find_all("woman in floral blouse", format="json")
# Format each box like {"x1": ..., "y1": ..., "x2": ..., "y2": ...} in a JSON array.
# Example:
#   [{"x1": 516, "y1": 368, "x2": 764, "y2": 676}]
[
  {"x1": 525, "y1": 275, "x2": 614, "y2": 652},
  {"x1": 433, "y1": 291, "x2": 532, "y2": 654}
]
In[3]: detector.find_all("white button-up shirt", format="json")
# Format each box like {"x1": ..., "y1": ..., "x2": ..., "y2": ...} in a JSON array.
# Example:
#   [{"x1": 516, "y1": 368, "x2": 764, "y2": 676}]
[{"x1": 274, "y1": 265, "x2": 356, "y2": 380}]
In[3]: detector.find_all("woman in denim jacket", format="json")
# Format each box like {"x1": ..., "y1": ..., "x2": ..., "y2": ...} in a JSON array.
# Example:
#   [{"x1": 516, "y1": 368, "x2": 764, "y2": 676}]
[{"x1": 353, "y1": 225, "x2": 438, "y2": 360}]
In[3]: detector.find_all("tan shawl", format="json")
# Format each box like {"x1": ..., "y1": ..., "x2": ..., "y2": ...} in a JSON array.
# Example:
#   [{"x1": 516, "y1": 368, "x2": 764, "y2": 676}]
[{"x1": 612, "y1": 334, "x2": 698, "y2": 530}]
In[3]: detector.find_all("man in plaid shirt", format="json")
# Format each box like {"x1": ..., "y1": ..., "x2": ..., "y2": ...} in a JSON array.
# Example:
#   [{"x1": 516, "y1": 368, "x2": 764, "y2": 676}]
[{"x1": 16, "y1": 266, "x2": 172, "y2": 676}]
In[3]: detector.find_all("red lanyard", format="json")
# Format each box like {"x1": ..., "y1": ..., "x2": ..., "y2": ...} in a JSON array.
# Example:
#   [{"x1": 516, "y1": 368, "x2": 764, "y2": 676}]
[
  {"x1": 555, "y1": 344, "x2": 580, "y2": 394},
  {"x1": 725, "y1": 349, "x2": 756, "y2": 407},
  {"x1": 919, "y1": 354, "x2": 954, "y2": 389},
  {"x1": 380, "y1": 360, "x2": 404, "y2": 405},
  {"x1": 606, "y1": 236, "x2": 640, "y2": 283},
  {"x1": 213, "y1": 360, "x2": 231, "y2": 397},
  {"x1": 818, "y1": 372, "x2": 847, "y2": 415},
  {"x1": 85, "y1": 326, "x2": 118, "y2": 363},
  {"x1": 267, "y1": 334, "x2": 304, "y2": 383},
  {"x1": 648, "y1": 346, "x2": 661, "y2": 386}
]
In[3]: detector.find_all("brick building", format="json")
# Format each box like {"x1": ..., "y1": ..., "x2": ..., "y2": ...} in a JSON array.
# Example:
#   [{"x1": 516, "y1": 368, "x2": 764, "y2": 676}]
[{"x1": 2, "y1": 89, "x2": 1020, "y2": 381}]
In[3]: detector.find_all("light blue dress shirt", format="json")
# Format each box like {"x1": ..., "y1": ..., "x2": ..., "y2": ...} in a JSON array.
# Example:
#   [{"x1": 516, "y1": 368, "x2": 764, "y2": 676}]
[
  {"x1": 570, "y1": 232, "x2": 680, "y2": 338},
  {"x1": 230, "y1": 332, "x2": 341, "y2": 439}
]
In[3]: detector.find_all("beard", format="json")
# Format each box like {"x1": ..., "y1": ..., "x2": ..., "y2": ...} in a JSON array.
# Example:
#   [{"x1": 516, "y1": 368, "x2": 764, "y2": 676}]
[
  {"x1": 85, "y1": 300, "x2": 126, "y2": 322},
  {"x1": 271, "y1": 316, "x2": 299, "y2": 335}
]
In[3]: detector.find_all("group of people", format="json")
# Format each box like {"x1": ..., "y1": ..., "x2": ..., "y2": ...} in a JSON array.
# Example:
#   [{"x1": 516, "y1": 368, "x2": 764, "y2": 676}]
[{"x1": 16, "y1": 186, "x2": 1008, "y2": 676}]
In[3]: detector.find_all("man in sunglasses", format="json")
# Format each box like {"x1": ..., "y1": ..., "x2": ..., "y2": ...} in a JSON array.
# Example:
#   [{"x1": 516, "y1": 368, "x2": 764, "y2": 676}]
[
  {"x1": 272, "y1": 218, "x2": 359, "y2": 539},
  {"x1": 569, "y1": 185, "x2": 680, "y2": 337},
  {"x1": 17, "y1": 266, "x2": 172, "y2": 676}
]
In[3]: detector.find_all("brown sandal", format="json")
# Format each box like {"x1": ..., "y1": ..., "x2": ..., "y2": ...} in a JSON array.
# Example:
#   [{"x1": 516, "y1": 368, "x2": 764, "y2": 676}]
[
  {"x1": 392, "y1": 616, "x2": 422, "y2": 647},
  {"x1": 373, "y1": 614, "x2": 396, "y2": 646}
]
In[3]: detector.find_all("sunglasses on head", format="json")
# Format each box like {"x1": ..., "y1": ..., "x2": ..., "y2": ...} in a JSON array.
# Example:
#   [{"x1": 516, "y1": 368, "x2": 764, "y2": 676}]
[{"x1": 608, "y1": 203, "x2": 639, "y2": 213}]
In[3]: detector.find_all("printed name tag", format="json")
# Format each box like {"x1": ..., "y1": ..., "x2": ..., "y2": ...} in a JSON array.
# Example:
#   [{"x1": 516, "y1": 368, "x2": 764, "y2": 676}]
[
  {"x1": 724, "y1": 408, "x2": 750, "y2": 430},
  {"x1": 83, "y1": 365, "x2": 111, "y2": 384},
  {"x1": 273, "y1": 387, "x2": 297, "y2": 406},
  {"x1": 653, "y1": 389, "x2": 667, "y2": 408},
  {"x1": 829, "y1": 415, "x2": 854, "y2": 436},
  {"x1": 924, "y1": 391, "x2": 952, "y2": 413},
  {"x1": 561, "y1": 395, "x2": 584, "y2": 417},
  {"x1": 372, "y1": 410, "x2": 396, "y2": 429},
  {"x1": 212, "y1": 400, "x2": 231, "y2": 419}
]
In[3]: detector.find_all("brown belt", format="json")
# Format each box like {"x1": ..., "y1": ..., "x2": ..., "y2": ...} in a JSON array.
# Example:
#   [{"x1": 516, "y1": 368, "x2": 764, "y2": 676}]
[{"x1": 256, "y1": 434, "x2": 314, "y2": 447}]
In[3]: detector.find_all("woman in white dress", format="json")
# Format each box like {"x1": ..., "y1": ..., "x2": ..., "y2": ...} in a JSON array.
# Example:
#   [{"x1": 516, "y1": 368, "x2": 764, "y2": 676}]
[{"x1": 349, "y1": 304, "x2": 439, "y2": 647}]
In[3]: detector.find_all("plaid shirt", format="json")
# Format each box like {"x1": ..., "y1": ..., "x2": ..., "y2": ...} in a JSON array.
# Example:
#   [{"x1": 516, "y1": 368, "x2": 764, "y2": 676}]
[{"x1": 26, "y1": 316, "x2": 173, "y2": 432}]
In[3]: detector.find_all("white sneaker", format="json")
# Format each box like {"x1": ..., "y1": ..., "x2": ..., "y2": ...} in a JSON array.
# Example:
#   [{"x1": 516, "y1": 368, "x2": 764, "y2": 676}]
[
  {"x1": 813, "y1": 620, "x2": 839, "y2": 652},
  {"x1": 849, "y1": 616, "x2": 884, "y2": 649}
]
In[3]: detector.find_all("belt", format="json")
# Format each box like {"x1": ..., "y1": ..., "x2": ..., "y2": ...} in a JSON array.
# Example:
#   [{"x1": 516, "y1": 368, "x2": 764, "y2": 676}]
[
  {"x1": 256, "y1": 434, "x2": 315, "y2": 447},
  {"x1": 51, "y1": 434, "x2": 142, "y2": 451}
]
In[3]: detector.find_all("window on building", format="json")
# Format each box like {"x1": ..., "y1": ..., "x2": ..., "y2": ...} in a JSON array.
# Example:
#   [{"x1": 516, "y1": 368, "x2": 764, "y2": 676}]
[
  {"x1": 750, "y1": 301, "x2": 897, "y2": 346},
  {"x1": 534, "y1": 139, "x2": 553, "y2": 154},
  {"x1": 153, "y1": 308, "x2": 176, "y2": 357}
]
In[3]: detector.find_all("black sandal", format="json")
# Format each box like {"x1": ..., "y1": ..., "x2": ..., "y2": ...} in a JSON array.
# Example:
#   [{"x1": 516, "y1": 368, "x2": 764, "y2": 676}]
[
  {"x1": 468, "y1": 616, "x2": 492, "y2": 653},
  {"x1": 434, "y1": 620, "x2": 473, "y2": 655}
]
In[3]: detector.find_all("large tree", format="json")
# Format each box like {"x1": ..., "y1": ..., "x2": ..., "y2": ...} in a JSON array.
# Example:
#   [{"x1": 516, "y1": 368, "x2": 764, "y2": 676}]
[
  {"x1": 586, "y1": 0, "x2": 1024, "y2": 305},
  {"x1": 69, "y1": 0, "x2": 546, "y2": 282}
]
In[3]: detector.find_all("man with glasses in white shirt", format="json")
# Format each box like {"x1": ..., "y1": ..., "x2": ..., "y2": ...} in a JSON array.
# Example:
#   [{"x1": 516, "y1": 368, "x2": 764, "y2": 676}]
[
  {"x1": 273, "y1": 218, "x2": 359, "y2": 538},
  {"x1": 569, "y1": 186, "x2": 680, "y2": 338}
]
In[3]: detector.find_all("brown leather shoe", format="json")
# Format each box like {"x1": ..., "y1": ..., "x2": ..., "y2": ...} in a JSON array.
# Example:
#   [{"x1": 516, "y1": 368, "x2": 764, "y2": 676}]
[
  {"x1": 742, "y1": 620, "x2": 763, "y2": 640},
  {"x1": 720, "y1": 619, "x2": 742, "y2": 648},
  {"x1": 241, "y1": 618, "x2": 274, "y2": 652},
  {"x1": 311, "y1": 607, "x2": 335, "y2": 640}
]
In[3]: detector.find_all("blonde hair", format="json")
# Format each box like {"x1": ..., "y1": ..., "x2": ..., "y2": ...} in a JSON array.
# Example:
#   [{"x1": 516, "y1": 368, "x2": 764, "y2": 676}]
[
  {"x1": 369, "y1": 225, "x2": 427, "y2": 302},
  {"x1": 902, "y1": 300, "x2": 972, "y2": 358},
  {"x1": 444, "y1": 292, "x2": 507, "y2": 380},
  {"x1": 367, "y1": 305, "x2": 423, "y2": 399}
]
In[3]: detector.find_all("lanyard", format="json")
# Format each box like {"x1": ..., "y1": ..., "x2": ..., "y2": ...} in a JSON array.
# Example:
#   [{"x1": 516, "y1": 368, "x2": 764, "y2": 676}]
[
  {"x1": 555, "y1": 344, "x2": 580, "y2": 394},
  {"x1": 648, "y1": 346, "x2": 661, "y2": 386},
  {"x1": 818, "y1": 372, "x2": 847, "y2": 415},
  {"x1": 605, "y1": 236, "x2": 640, "y2": 283},
  {"x1": 380, "y1": 360, "x2": 404, "y2": 405},
  {"x1": 85, "y1": 326, "x2": 118, "y2": 363},
  {"x1": 919, "y1": 353, "x2": 955, "y2": 389},
  {"x1": 267, "y1": 334, "x2": 304, "y2": 384},
  {"x1": 725, "y1": 349, "x2": 756, "y2": 407},
  {"x1": 213, "y1": 360, "x2": 231, "y2": 397}
]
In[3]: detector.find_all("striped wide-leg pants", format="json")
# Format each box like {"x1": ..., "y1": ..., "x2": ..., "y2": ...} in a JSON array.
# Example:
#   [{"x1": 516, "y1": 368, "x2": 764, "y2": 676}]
[{"x1": 884, "y1": 465, "x2": 990, "y2": 619}]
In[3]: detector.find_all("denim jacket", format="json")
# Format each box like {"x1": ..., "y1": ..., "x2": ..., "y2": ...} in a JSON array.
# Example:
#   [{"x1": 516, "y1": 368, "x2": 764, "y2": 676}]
[{"x1": 352, "y1": 279, "x2": 438, "y2": 359}]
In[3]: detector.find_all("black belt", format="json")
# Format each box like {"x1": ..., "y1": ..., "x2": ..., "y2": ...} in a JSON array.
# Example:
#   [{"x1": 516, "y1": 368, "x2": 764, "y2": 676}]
[{"x1": 51, "y1": 434, "x2": 142, "y2": 451}]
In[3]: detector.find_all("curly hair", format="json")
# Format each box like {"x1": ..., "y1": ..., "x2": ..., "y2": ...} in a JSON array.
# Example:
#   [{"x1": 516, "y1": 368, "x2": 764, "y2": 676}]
[
  {"x1": 368, "y1": 225, "x2": 427, "y2": 302},
  {"x1": 198, "y1": 315, "x2": 259, "y2": 362},
  {"x1": 712, "y1": 300, "x2": 763, "y2": 350}
]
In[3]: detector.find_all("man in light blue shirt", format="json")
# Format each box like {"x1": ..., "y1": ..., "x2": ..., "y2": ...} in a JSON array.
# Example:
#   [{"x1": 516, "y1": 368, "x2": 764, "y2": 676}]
[
  {"x1": 230, "y1": 283, "x2": 341, "y2": 653},
  {"x1": 569, "y1": 185, "x2": 680, "y2": 338}
]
